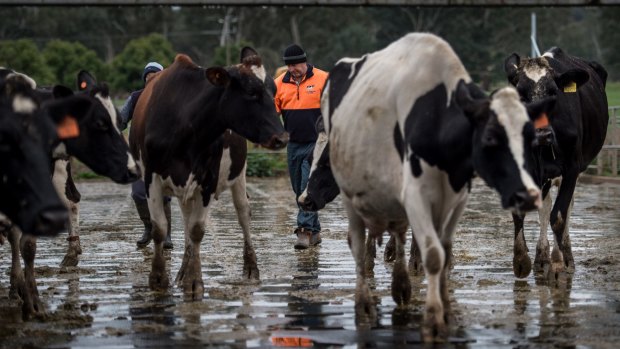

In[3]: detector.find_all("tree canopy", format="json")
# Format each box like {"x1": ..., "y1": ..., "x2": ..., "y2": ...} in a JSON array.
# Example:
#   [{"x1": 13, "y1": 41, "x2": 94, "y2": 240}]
[{"x1": 0, "y1": 6, "x2": 617, "y2": 94}]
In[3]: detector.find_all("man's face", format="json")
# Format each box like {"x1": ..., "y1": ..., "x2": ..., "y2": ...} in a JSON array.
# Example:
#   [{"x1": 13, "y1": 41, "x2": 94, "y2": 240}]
[{"x1": 287, "y1": 62, "x2": 307, "y2": 80}]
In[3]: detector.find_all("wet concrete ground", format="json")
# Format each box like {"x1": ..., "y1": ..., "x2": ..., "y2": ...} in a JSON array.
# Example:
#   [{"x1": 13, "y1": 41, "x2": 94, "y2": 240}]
[{"x1": 1, "y1": 176, "x2": 619, "y2": 348}]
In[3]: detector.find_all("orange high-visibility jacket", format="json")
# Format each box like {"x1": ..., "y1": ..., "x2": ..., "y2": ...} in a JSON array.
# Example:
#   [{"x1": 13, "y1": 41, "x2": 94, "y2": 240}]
[{"x1": 275, "y1": 64, "x2": 328, "y2": 143}]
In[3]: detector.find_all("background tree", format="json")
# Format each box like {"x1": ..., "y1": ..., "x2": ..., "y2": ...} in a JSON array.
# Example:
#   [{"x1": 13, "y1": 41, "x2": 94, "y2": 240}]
[
  {"x1": 0, "y1": 39, "x2": 54, "y2": 85},
  {"x1": 43, "y1": 40, "x2": 108, "y2": 88},
  {"x1": 110, "y1": 33, "x2": 175, "y2": 92}
]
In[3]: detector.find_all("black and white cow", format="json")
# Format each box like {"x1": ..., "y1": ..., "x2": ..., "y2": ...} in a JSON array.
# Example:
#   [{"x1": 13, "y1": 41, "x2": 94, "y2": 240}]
[
  {"x1": 130, "y1": 48, "x2": 288, "y2": 300},
  {"x1": 0, "y1": 73, "x2": 70, "y2": 238},
  {"x1": 319, "y1": 33, "x2": 554, "y2": 341},
  {"x1": 0, "y1": 69, "x2": 140, "y2": 319},
  {"x1": 504, "y1": 47, "x2": 609, "y2": 279}
]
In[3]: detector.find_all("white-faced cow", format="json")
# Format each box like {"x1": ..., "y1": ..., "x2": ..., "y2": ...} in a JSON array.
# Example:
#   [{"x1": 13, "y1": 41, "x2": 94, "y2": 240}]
[
  {"x1": 319, "y1": 33, "x2": 553, "y2": 341},
  {"x1": 0, "y1": 69, "x2": 140, "y2": 319},
  {"x1": 130, "y1": 48, "x2": 288, "y2": 300},
  {"x1": 504, "y1": 47, "x2": 609, "y2": 280}
]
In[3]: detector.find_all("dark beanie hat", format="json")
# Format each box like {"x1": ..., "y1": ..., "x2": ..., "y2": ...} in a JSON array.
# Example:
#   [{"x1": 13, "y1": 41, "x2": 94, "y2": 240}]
[
  {"x1": 142, "y1": 62, "x2": 163, "y2": 82},
  {"x1": 283, "y1": 44, "x2": 307, "y2": 65}
]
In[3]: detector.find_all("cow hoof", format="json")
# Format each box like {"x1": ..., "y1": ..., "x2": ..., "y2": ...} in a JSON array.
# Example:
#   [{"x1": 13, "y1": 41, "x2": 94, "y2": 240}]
[
  {"x1": 60, "y1": 254, "x2": 79, "y2": 268},
  {"x1": 242, "y1": 265, "x2": 260, "y2": 281},
  {"x1": 149, "y1": 272, "x2": 169, "y2": 291},
  {"x1": 408, "y1": 257, "x2": 424, "y2": 275},
  {"x1": 392, "y1": 262, "x2": 411, "y2": 306},
  {"x1": 513, "y1": 255, "x2": 532, "y2": 278},
  {"x1": 422, "y1": 307, "x2": 448, "y2": 343},
  {"x1": 183, "y1": 280, "x2": 204, "y2": 301}
]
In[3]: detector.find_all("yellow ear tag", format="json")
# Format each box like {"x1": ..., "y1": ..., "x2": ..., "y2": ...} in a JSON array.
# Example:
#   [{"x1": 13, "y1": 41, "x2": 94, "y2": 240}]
[
  {"x1": 57, "y1": 115, "x2": 80, "y2": 139},
  {"x1": 564, "y1": 81, "x2": 577, "y2": 93},
  {"x1": 534, "y1": 112, "x2": 549, "y2": 129}
]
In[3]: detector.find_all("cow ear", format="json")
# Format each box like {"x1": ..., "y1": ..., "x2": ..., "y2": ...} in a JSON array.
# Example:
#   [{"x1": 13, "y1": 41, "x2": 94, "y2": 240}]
[
  {"x1": 555, "y1": 68, "x2": 589, "y2": 93},
  {"x1": 240, "y1": 46, "x2": 259, "y2": 62},
  {"x1": 504, "y1": 53, "x2": 520, "y2": 86},
  {"x1": 456, "y1": 80, "x2": 490, "y2": 123},
  {"x1": 526, "y1": 96, "x2": 556, "y2": 126},
  {"x1": 206, "y1": 67, "x2": 230, "y2": 87},
  {"x1": 52, "y1": 85, "x2": 74, "y2": 99},
  {"x1": 77, "y1": 70, "x2": 97, "y2": 92}
]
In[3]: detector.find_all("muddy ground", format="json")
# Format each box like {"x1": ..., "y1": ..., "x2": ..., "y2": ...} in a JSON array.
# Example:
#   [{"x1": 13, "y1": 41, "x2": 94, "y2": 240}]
[{"x1": 0, "y1": 176, "x2": 619, "y2": 348}]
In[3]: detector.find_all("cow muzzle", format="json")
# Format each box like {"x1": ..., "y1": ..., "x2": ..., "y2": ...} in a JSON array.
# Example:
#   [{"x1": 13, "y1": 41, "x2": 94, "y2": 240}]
[
  {"x1": 261, "y1": 132, "x2": 289, "y2": 150},
  {"x1": 533, "y1": 126, "x2": 555, "y2": 147},
  {"x1": 34, "y1": 206, "x2": 69, "y2": 237},
  {"x1": 508, "y1": 188, "x2": 541, "y2": 213}
]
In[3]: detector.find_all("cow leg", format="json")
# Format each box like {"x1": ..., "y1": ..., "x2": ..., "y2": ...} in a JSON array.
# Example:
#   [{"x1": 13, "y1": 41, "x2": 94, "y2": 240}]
[
  {"x1": 8, "y1": 226, "x2": 25, "y2": 301},
  {"x1": 408, "y1": 231, "x2": 423, "y2": 275},
  {"x1": 384, "y1": 234, "x2": 395, "y2": 262},
  {"x1": 534, "y1": 185, "x2": 553, "y2": 274},
  {"x1": 344, "y1": 197, "x2": 376, "y2": 322},
  {"x1": 176, "y1": 196, "x2": 208, "y2": 301},
  {"x1": 512, "y1": 212, "x2": 531, "y2": 278},
  {"x1": 390, "y1": 230, "x2": 411, "y2": 307},
  {"x1": 407, "y1": 209, "x2": 447, "y2": 341},
  {"x1": 364, "y1": 234, "x2": 376, "y2": 274},
  {"x1": 20, "y1": 234, "x2": 43, "y2": 320},
  {"x1": 147, "y1": 187, "x2": 170, "y2": 292},
  {"x1": 55, "y1": 160, "x2": 82, "y2": 268},
  {"x1": 548, "y1": 173, "x2": 577, "y2": 280},
  {"x1": 230, "y1": 171, "x2": 259, "y2": 280}
]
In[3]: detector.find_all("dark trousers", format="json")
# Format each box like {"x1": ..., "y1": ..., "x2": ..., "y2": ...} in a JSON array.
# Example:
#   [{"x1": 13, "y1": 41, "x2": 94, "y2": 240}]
[{"x1": 287, "y1": 141, "x2": 320, "y2": 233}]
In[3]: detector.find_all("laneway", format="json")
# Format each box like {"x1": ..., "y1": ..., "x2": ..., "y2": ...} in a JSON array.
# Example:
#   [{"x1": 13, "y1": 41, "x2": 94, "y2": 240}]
[{"x1": 1, "y1": 177, "x2": 619, "y2": 348}]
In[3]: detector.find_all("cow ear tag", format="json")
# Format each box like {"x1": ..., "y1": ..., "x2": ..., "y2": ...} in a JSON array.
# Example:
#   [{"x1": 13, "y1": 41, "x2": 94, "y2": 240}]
[
  {"x1": 534, "y1": 112, "x2": 549, "y2": 129},
  {"x1": 79, "y1": 81, "x2": 88, "y2": 91},
  {"x1": 57, "y1": 115, "x2": 80, "y2": 139},
  {"x1": 563, "y1": 81, "x2": 577, "y2": 93}
]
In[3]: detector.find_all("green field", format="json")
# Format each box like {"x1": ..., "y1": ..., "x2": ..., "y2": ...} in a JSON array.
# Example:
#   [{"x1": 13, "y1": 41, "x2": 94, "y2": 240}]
[{"x1": 607, "y1": 81, "x2": 620, "y2": 107}]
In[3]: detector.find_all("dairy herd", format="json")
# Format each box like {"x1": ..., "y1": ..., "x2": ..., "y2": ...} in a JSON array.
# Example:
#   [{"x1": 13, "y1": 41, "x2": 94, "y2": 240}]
[{"x1": 0, "y1": 33, "x2": 609, "y2": 342}]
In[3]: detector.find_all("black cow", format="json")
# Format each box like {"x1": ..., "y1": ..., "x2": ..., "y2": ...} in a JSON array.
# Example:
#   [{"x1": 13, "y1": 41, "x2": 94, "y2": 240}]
[
  {"x1": 314, "y1": 33, "x2": 554, "y2": 341},
  {"x1": 130, "y1": 48, "x2": 288, "y2": 300},
  {"x1": 504, "y1": 47, "x2": 609, "y2": 279},
  {"x1": 0, "y1": 74, "x2": 69, "y2": 238}
]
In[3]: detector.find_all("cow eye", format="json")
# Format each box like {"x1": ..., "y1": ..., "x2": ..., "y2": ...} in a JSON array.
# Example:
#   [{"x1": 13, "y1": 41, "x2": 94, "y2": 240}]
[{"x1": 96, "y1": 119, "x2": 109, "y2": 131}]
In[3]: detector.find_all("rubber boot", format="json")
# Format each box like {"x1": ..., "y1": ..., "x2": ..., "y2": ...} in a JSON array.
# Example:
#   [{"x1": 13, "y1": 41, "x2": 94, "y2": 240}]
[
  {"x1": 163, "y1": 200, "x2": 173, "y2": 250},
  {"x1": 134, "y1": 199, "x2": 152, "y2": 248}
]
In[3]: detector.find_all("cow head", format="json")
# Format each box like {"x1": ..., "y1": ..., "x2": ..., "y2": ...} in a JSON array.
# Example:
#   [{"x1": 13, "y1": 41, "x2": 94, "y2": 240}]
[
  {"x1": 504, "y1": 52, "x2": 588, "y2": 153},
  {"x1": 0, "y1": 75, "x2": 69, "y2": 236},
  {"x1": 206, "y1": 47, "x2": 288, "y2": 150},
  {"x1": 42, "y1": 71, "x2": 141, "y2": 184},
  {"x1": 298, "y1": 117, "x2": 339, "y2": 211},
  {"x1": 457, "y1": 81, "x2": 554, "y2": 214}
]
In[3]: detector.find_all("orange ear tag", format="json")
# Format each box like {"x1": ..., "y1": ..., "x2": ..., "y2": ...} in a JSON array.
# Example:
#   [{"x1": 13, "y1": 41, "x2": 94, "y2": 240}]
[
  {"x1": 57, "y1": 115, "x2": 80, "y2": 139},
  {"x1": 80, "y1": 81, "x2": 88, "y2": 90},
  {"x1": 534, "y1": 112, "x2": 549, "y2": 129}
]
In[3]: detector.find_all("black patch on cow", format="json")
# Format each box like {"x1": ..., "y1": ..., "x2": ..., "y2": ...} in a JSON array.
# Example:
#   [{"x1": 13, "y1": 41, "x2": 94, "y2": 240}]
[
  {"x1": 327, "y1": 56, "x2": 367, "y2": 121},
  {"x1": 64, "y1": 161, "x2": 81, "y2": 203},
  {"x1": 404, "y1": 83, "x2": 473, "y2": 192},
  {"x1": 222, "y1": 131, "x2": 247, "y2": 181},
  {"x1": 393, "y1": 122, "x2": 404, "y2": 162}
]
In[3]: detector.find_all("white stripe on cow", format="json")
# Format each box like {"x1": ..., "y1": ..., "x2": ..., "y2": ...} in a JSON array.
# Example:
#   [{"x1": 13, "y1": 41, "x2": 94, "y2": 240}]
[
  {"x1": 12, "y1": 94, "x2": 37, "y2": 114},
  {"x1": 95, "y1": 93, "x2": 121, "y2": 135},
  {"x1": 250, "y1": 65, "x2": 266, "y2": 83},
  {"x1": 491, "y1": 87, "x2": 541, "y2": 207}
]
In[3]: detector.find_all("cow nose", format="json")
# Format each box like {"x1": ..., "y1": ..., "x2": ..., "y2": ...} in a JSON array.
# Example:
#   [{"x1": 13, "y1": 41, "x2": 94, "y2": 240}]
[
  {"x1": 534, "y1": 127, "x2": 554, "y2": 147},
  {"x1": 36, "y1": 207, "x2": 69, "y2": 236},
  {"x1": 510, "y1": 188, "x2": 541, "y2": 212},
  {"x1": 263, "y1": 133, "x2": 289, "y2": 150}
]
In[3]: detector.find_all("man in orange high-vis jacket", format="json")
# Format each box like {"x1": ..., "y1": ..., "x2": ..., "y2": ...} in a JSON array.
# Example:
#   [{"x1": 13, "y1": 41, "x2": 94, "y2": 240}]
[{"x1": 275, "y1": 44, "x2": 328, "y2": 250}]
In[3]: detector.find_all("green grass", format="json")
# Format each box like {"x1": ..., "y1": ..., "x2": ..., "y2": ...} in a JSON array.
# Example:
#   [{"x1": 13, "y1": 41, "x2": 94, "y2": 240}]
[{"x1": 607, "y1": 81, "x2": 620, "y2": 107}]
